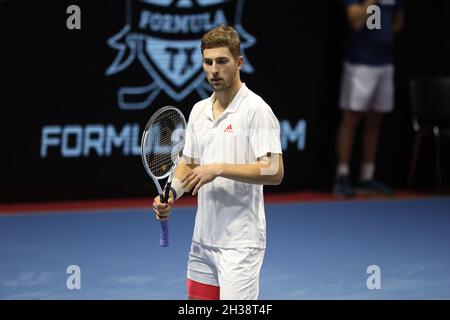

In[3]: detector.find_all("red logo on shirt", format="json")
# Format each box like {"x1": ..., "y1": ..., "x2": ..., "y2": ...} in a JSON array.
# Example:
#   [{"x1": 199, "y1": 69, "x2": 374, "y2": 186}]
[{"x1": 224, "y1": 124, "x2": 233, "y2": 133}]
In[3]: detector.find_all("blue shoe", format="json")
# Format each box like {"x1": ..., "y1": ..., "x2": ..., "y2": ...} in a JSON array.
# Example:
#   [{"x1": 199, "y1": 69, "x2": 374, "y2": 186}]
[
  {"x1": 333, "y1": 175, "x2": 355, "y2": 197},
  {"x1": 356, "y1": 179, "x2": 394, "y2": 196}
]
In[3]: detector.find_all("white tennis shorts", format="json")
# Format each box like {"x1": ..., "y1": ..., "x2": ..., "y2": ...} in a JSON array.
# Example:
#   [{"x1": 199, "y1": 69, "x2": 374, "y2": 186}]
[
  {"x1": 339, "y1": 61, "x2": 394, "y2": 113},
  {"x1": 187, "y1": 241, "x2": 265, "y2": 300}
]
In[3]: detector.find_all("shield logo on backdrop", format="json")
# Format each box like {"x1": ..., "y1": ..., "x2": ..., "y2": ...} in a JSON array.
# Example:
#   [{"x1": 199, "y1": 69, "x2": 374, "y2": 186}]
[{"x1": 106, "y1": 0, "x2": 256, "y2": 109}]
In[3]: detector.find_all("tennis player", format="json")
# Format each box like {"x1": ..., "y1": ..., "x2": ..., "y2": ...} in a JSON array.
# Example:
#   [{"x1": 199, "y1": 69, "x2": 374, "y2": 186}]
[{"x1": 152, "y1": 24, "x2": 284, "y2": 300}]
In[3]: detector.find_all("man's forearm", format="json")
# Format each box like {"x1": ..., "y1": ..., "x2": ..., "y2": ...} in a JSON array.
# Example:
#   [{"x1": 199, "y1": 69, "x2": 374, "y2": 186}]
[
  {"x1": 217, "y1": 155, "x2": 284, "y2": 186},
  {"x1": 181, "y1": 155, "x2": 284, "y2": 195},
  {"x1": 174, "y1": 158, "x2": 197, "y2": 181}
]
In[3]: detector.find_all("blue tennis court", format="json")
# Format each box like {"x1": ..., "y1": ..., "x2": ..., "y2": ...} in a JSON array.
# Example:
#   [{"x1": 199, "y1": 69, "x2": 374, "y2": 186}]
[{"x1": 1, "y1": 196, "x2": 450, "y2": 300}]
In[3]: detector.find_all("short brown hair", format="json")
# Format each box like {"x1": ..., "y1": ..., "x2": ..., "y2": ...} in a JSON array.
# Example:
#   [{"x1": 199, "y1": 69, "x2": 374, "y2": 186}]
[{"x1": 201, "y1": 24, "x2": 241, "y2": 59}]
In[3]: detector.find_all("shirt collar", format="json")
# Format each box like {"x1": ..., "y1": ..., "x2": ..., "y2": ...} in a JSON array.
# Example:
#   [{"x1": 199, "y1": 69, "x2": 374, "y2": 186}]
[{"x1": 206, "y1": 83, "x2": 248, "y2": 121}]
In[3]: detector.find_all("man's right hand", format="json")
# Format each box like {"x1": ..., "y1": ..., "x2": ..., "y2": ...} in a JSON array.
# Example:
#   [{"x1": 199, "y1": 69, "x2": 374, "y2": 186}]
[{"x1": 152, "y1": 193, "x2": 175, "y2": 221}]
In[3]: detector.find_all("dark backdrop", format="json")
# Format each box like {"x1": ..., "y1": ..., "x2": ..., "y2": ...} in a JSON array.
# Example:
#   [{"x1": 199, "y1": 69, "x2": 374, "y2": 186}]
[{"x1": 1, "y1": 0, "x2": 449, "y2": 203}]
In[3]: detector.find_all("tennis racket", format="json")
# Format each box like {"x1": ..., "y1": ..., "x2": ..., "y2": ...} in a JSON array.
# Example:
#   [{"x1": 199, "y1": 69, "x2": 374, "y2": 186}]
[{"x1": 141, "y1": 106, "x2": 186, "y2": 247}]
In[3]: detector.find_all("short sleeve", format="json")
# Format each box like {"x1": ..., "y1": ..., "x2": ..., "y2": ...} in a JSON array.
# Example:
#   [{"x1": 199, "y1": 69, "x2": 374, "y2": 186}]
[{"x1": 248, "y1": 104, "x2": 283, "y2": 159}]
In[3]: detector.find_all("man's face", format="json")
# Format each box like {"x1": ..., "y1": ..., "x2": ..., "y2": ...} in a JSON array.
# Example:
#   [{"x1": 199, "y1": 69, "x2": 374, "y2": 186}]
[{"x1": 202, "y1": 47, "x2": 243, "y2": 92}]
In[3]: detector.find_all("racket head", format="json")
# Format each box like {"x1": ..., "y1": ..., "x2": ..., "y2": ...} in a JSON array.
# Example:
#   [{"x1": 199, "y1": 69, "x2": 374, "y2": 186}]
[{"x1": 141, "y1": 106, "x2": 187, "y2": 181}]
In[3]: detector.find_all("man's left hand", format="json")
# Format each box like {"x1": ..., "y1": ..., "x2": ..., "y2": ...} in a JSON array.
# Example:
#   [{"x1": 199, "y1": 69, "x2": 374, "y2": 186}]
[{"x1": 181, "y1": 164, "x2": 223, "y2": 195}]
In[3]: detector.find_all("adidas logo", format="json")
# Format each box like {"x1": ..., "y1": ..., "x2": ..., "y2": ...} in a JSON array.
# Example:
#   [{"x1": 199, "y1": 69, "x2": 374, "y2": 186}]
[{"x1": 224, "y1": 124, "x2": 233, "y2": 133}]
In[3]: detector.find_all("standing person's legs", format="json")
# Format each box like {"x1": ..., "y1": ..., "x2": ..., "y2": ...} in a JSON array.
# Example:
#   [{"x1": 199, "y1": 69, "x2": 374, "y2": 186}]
[
  {"x1": 356, "y1": 64, "x2": 395, "y2": 195},
  {"x1": 334, "y1": 61, "x2": 377, "y2": 196}
]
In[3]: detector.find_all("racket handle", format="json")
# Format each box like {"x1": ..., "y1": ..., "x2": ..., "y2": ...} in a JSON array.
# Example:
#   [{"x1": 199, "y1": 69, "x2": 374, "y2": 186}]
[
  {"x1": 159, "y1": 220, "x2": 169, "y2": 247},
  {"x1": 159, "y1": 191, "x2": 170, "y2": 247}
]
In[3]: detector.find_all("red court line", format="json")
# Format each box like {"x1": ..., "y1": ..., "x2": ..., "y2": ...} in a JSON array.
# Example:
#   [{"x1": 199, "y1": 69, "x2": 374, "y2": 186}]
[{"x1": 0, "y1": 190, "x2": 438, "y2": 215}]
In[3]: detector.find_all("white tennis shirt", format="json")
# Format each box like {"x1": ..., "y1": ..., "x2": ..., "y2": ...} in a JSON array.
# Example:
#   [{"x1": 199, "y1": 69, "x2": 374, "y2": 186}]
[{"x1": 183, "y1": 84, "x2": 282, "y2": 249}]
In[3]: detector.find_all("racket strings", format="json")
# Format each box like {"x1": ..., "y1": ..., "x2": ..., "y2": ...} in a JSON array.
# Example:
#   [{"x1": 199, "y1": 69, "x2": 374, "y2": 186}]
[{"x1": 143, "y1": 109, "x2": 185, "y2": 178}]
